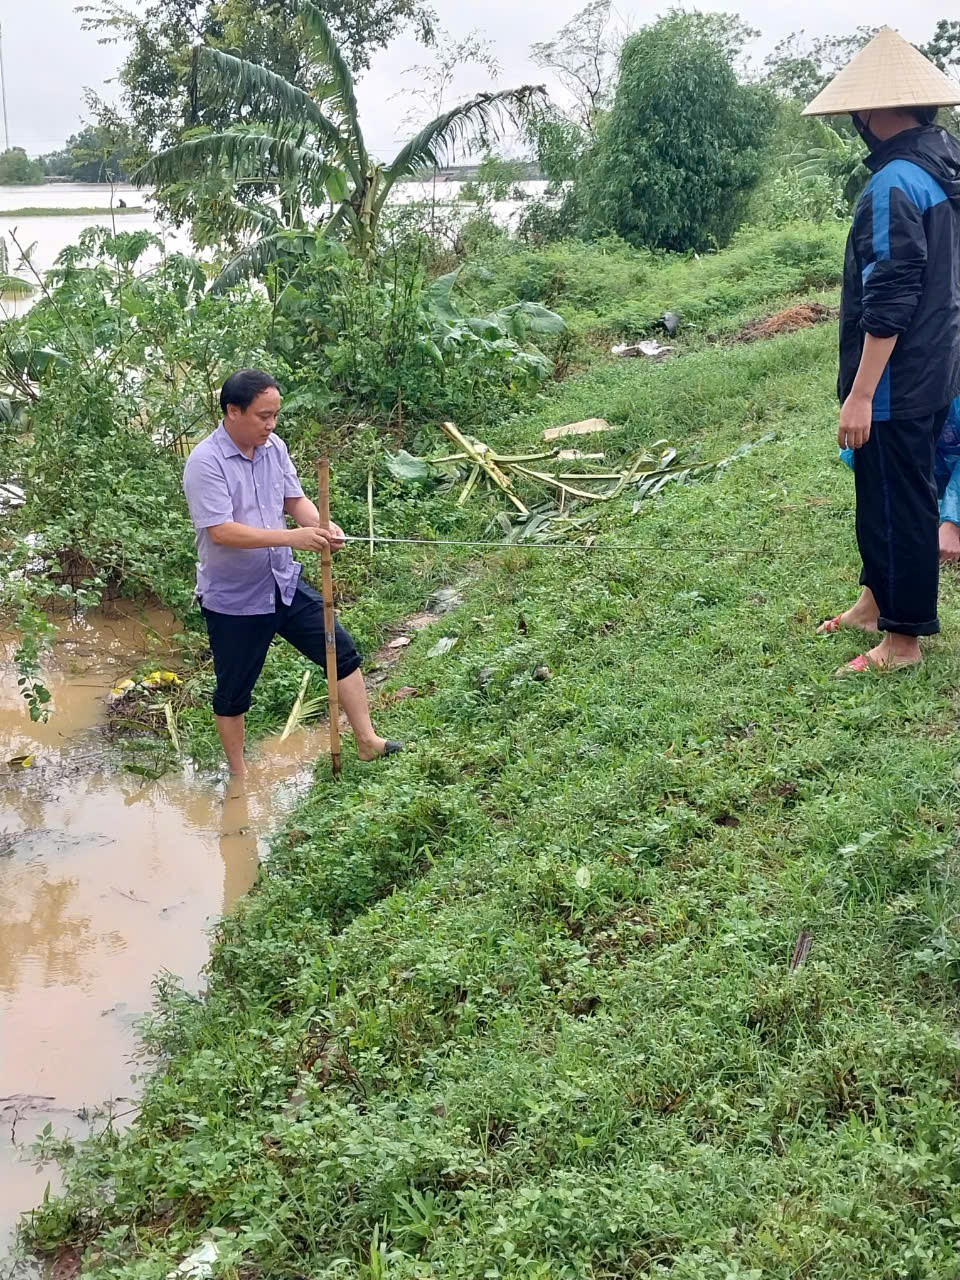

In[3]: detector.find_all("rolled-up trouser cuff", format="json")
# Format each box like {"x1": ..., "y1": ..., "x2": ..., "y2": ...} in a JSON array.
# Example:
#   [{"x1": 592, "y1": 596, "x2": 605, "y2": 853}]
[
  {"x1": 213, "y1": 692, "x2": 256, "y2": 717},
  {"x1": 878, "y1": 614, "x2": 940, "y2": 638}
]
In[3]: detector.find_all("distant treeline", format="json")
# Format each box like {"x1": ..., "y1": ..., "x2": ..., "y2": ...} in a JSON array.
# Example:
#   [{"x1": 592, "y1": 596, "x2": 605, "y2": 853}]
[{"x1": 0, "y1": 124, "x2": 133, "y2": 185}]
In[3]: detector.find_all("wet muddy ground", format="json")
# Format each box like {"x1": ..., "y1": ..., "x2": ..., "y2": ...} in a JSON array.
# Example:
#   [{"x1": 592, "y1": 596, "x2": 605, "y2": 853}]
[{"x1": 0, "y1": 609, "x2": 330, "y2": 1266}]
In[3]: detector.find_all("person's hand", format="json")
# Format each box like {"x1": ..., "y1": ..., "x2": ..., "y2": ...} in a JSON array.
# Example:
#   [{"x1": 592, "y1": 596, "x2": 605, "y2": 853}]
[
  {"x1": 839, "y1": 391, "x2": 873, "y2": 449},
  {"x1": 325, "y1": 521, "x2": 346, "y2": 552},
  {"x1": 940, "y1": 521, "x2": 960, "y2": 563},
  {"x1": 288, "y1": 525, "x2": 330, "y2": 552}
]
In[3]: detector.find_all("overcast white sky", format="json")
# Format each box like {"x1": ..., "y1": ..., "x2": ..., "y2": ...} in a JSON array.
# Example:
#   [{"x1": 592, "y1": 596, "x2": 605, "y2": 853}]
[{"x1": 3, "y1": 0, "x2": 955, "y2": 157}]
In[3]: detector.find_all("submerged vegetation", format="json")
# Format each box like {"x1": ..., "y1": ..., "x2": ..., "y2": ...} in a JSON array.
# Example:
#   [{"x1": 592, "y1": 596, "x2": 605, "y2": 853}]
[{"x1": 5, "y1": 2, "x2": 960, "y2": 1277}]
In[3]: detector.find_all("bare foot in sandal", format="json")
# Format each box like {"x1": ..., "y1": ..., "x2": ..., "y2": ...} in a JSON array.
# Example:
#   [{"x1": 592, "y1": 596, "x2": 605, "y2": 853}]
[
  {"x1": 818, "y1": 586, "x2": 880, "y2": 635},
  {"x1": 836, "y1": 633, "x2": 922, "y2": 676}
]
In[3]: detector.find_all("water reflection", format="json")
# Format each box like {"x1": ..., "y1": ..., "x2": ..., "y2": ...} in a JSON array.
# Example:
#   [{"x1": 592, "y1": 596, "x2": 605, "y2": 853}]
[{"x1": 0, "y1": 608, "x2": 326, "y2": 1254}]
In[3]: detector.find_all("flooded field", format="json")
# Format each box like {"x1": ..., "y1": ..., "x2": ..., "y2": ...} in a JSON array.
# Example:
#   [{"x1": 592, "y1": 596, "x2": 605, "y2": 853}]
[
  {"x1": 0, "y1": 179, "x2": 547, "y2": 313},
  {"x1": 0, "y1": 609, "x2": 329, "y2": 1266}
]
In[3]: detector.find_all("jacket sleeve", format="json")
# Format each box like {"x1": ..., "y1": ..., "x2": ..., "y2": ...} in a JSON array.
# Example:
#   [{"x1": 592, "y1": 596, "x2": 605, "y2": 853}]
[{"x1": 853, "y1": 178, "x2": 928, "y2": 339}]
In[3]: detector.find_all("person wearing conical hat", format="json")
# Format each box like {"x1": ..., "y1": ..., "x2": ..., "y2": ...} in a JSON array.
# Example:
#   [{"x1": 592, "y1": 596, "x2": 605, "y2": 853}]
[{"x1": 807, "y1": 28, "x2": 960, "y2": 673}]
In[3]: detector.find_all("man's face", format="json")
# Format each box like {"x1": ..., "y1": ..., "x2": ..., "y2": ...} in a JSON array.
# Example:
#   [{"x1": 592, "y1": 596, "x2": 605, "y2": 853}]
[{"x1": 225, "y1": 387, "x2": 282, "y2": 449}]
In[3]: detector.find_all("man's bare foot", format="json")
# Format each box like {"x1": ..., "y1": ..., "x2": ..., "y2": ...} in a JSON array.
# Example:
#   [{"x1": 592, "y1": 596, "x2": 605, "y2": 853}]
[
  {"x1": 837, "y1": 634, "x2": 922, "y2": 675},
  {"x1": 356, "y1": 736, "x2": 403, "y2": 762},
  {"x1": 940, "y1": 521, "x2": 960, "y2": 563}
]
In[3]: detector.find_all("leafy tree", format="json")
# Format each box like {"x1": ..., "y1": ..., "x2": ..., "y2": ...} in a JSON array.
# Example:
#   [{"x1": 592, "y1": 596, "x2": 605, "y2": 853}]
[
  {"x1": 398, "y1": 27, "x2": 501, "y2": 233},
  {"x1": 41, "y1": 116, "x2": 135, "y2": 182},
  {"x1": 922, "y1": 20, "x2": 960, "y2": 133},
  {"x1": 0, "y1": 149, "x2": 44, "y2": 184},
  {"x1": 80, "y1": 0, "x2": 436, "y2": 169},
  {"x1": 138, "y1": 0, "x2": 544, "y2": 281},
  {"x1": 584, "y1": 13, "x2": 773, "y2": 252},
  {"x1": 923, "y1": 19, "x2": 960, "y2": 72},
  {"x1": 764, "y1": 28, "x2": 877, "y2": 104},
  {"x1": 460, "y1": 154, "x2": 527, "y2": 203},
  {"x1": 524, "y1": 2, "x2": 623, "y2": 192},
  {"x1": 530, "y1": 1, "x2": 622, "y2": 134}
]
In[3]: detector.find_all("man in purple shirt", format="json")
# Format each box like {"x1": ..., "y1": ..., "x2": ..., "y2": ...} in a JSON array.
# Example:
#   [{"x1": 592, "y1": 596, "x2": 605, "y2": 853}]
[{"x1": 183, "y1": 369, "x2": 400, "y2": 776}]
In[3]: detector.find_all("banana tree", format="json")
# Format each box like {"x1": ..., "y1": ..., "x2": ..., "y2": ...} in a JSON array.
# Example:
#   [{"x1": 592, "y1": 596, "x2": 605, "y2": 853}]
[
  {"x1": 794, "y1": 123, "x2": 869, "y2": 210},
  {"x1": 137, "y1": 0, "x2": 545, "y2": 288},
  {"x1": 0, "y1": 236, "x2": 35, "y2": 303}
]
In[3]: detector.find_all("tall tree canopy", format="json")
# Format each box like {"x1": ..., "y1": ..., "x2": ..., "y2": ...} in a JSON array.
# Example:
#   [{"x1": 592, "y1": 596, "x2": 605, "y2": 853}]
[
  {"x1": 81, "y1": 0, "x2": 436, "y2": 161},
  {"x1": 137, "y1": 0, "x2": 543, "y2": 281},
  {"x1": 585, "y1": 13, "x2": 773, "y2": 253}
]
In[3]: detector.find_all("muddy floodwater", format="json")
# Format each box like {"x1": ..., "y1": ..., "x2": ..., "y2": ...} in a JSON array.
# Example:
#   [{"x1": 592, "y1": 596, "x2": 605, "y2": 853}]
[{"x1": 0, "y1": 608, "x2": 329, "y2": 1265}]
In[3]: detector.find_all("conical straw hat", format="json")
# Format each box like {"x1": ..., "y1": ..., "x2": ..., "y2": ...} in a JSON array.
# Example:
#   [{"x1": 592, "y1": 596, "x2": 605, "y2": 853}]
[{"x1": 803, "y1": 27, "x2": 960, "y2": 116}]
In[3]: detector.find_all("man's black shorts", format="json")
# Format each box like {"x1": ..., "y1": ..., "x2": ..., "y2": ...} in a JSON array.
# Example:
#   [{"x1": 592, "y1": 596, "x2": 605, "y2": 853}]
[{"x1": 201, "y1": 581, "x2": 362, "y2": 717}]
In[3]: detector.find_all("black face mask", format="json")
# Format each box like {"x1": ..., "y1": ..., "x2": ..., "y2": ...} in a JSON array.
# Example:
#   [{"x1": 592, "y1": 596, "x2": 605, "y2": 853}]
[
  {"x1": 852, "y1": 112, "x2": 883, "y2": 151},
  {"x1": 852, "y1": 108, "x2": 937, "y2": 150}
]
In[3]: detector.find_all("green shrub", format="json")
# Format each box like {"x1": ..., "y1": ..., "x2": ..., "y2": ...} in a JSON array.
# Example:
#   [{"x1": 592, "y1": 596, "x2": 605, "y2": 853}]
[{"x1": 584, "y1": 14, "x2": 774, "y2": 251}]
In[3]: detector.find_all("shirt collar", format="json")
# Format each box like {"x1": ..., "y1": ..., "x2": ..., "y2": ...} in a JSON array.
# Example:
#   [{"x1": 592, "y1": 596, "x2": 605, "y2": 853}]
[{"x1": 214, "y1": 421, "x2": 275, "y2": 458}]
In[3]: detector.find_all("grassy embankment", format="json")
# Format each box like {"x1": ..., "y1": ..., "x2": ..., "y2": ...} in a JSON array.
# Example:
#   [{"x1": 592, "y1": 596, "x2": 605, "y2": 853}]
[
  {"x1": 0, "y1": 206, "x2": 145, "y2": 218},
  {"x1": 30, "y1": 221, "x2": 960, "y2": 1279}
]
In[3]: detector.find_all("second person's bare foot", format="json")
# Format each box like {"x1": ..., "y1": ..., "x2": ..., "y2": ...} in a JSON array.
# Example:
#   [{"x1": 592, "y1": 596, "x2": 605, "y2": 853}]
[
  {"x1": 818, "y1": 587, "x2": 880, "y2": 635},
  {"x1": 837, "y1": 634, "x2": 922, "y2": 675},
  {"x1": 817, "y1": 603, "x2": 880, "y2": 635}
]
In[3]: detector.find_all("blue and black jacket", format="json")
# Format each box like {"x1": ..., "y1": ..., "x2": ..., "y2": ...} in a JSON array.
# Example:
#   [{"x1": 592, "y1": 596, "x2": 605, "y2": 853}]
[{"x1": 839, "y1": 125, "x2": 960, "y2": 421}]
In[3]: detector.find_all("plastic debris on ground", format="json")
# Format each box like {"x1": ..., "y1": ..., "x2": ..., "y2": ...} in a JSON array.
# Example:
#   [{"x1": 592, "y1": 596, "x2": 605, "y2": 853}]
[
  {"x1": 610, "y1": 340, "x2": 673, "y2": 361},
  {"x1": 167, "y1": 1240, "x2": 219, "y2": 1280}
]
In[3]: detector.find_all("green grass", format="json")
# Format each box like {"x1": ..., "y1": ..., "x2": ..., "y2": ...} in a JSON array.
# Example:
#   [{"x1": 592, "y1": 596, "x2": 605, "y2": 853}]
[
  {"x1": 469, "y1": 221, "x2": 848, "y2": 342},
  {"x1": 0, "y1": 205, "x2": 145, "y2": 218},
  {"x1": 26, "y1": 227, "x2": 960, "y2": 1279}
]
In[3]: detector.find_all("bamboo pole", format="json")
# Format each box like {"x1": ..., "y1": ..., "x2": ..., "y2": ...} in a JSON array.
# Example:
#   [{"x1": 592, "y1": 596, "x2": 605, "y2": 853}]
[
  {"x1": 317, "y1": 458, "x2": 342, "y2": 778},
  {"x1": 367, "y1": 466, "x2": 375, "y2": 558}
]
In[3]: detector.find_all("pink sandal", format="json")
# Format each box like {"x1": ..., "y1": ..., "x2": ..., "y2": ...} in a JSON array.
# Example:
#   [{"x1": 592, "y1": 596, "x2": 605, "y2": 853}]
[
  {"x1": 837, "y1": 653, "x2": 921, "y2": 677},
  {"x1": 839, "y1": 654, "x2": 875, "y2": 675},
  {"x1": 818, "y1": 615, "x2": 845, "y2": 635}
]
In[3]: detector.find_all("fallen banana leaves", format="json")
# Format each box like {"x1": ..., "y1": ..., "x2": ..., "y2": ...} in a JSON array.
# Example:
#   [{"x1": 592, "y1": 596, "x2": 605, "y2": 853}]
[
  {"x1": 386, "y1": 423, "x2": 771, "y2": 531},
  {"x1": 280, "y1": 670, "x2": 326, "y2": 741}
]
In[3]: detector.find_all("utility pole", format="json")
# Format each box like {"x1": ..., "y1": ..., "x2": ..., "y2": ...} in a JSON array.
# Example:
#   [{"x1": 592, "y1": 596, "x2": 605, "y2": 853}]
[{"x1": 0, "y1": 22, "x2": 9, "y2": 152}]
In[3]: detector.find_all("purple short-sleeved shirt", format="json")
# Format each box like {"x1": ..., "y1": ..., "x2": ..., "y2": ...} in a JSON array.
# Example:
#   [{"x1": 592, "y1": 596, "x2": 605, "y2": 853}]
[{"x1": 182, "y1": 423, "x2": 305, "y2": 615}]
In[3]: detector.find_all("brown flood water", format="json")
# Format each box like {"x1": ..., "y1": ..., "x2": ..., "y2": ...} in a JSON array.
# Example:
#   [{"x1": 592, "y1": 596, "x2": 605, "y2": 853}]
[{"x1": 0, "y1": 608, "x2": 329, "y2": 1264}]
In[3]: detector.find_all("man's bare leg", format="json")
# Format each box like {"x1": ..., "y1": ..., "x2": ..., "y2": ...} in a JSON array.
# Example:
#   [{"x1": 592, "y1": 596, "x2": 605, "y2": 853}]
[
  {"x1": 215, "y1": 713, "x2": 247, "y2": 776},
  {"x1": 817, "y1": 586, "x2": 881, "y2": 634},
  {"x1": 940, "y1": 521, "x2": 960, "y2": 563},
  {"x1": 337, "y1": 668, "x2": 390, "y2": 761}
]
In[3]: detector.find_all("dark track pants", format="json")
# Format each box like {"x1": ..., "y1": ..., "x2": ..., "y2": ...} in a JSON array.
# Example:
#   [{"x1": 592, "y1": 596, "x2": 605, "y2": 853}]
[
  {"x1": 202, "y1": 582, "x2": 362, "y2": 717},
  {"x1": 854, "y1": 406, "x2": 950, "y2": 637}
]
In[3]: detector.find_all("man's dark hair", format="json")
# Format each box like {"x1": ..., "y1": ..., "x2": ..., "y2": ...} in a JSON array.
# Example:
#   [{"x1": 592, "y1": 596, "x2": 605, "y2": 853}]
[{"x1": 220, "y1": 369, "x2": 280, "y2": 414}]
